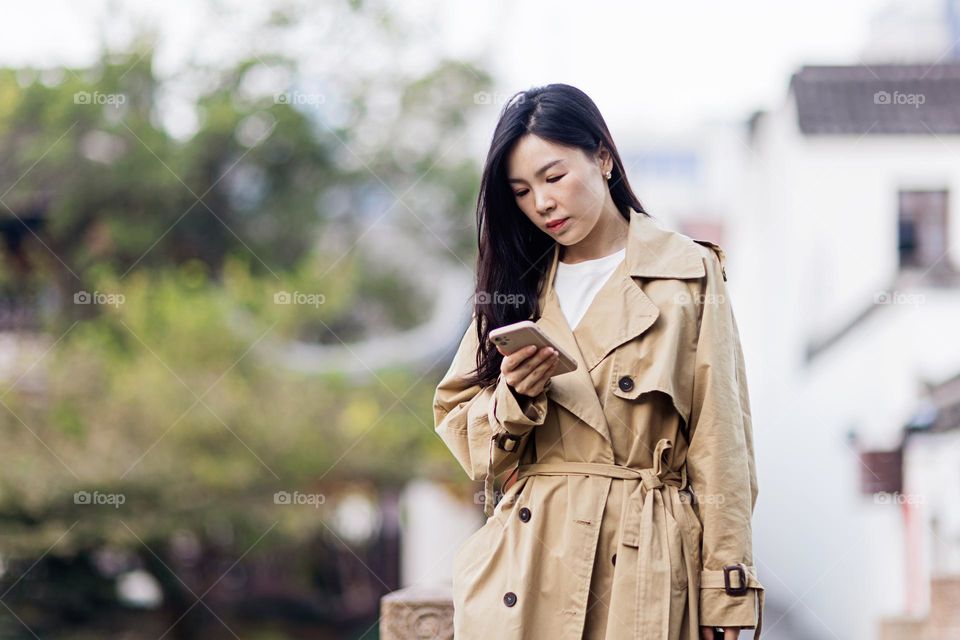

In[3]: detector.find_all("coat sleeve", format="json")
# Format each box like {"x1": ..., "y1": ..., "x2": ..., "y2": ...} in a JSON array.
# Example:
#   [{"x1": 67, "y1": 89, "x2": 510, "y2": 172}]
[
  {"x1": 433, "y1": 313, "x2": 550, "y2": 517},
  {"x1": 686, "y1": 242, "x2": 765, "y2": 628}
]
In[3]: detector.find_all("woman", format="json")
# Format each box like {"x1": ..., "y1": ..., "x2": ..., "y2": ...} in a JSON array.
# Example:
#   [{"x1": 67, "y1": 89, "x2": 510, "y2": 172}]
[{"x1": 433, "y1": 83, "x2": 764, "y2": 640}]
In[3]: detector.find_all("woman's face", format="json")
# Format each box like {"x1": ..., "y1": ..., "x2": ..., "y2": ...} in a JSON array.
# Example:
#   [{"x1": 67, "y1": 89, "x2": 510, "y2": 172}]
[{"x1": 505, "y1": 133, "x2": 612, "y2": 246}]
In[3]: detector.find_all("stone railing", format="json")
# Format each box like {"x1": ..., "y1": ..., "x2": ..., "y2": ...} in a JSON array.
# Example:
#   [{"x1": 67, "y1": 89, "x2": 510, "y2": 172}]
[{"x1": 380, "y1": 583, "x2": 454, "y2": 640}]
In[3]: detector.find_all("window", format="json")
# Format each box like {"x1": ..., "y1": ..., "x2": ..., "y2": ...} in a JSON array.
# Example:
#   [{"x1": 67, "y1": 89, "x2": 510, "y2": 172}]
[
  {"x1": 858, "y1": 449, "x2": 902, "y2": 495},
  {"x1": 898, "y1": 190, "x2": 949, "y2": 272}
]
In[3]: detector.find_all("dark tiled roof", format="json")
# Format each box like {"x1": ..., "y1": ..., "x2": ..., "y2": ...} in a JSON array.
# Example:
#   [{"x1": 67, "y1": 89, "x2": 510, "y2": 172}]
[{"x1": 789, "y1": 63, "x2": 960, "y2": 135}]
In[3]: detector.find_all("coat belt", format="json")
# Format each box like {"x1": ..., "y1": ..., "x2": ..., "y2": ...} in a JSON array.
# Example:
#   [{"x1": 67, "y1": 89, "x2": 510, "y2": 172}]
[{"x1": 506, "y1": 438, "x2": 763, "y2": 639}]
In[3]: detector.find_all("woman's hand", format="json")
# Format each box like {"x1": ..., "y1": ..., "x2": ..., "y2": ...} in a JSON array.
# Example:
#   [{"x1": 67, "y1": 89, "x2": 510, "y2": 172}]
[
  {"x1": 699, "y1": 626, "x2": 741, "y2": 639},
  {"x1": 497, "y1": 344, "x2": 559, "y2": 398}
]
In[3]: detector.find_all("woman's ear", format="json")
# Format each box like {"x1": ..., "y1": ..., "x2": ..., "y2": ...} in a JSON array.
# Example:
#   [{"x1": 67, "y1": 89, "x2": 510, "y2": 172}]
[{"x1": 596, "y1": 143, "x2": 612, "y2": 176}]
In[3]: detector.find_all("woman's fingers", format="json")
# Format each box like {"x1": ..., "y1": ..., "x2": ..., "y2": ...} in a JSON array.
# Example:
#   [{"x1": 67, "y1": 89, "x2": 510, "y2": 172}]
[
  {"x1": 510, "y1": 349, "x2": 559, "y2": 395},
  {"x1": 531, "y1": 351, "x2": 560, "y2": 384},
  {"x1": 499, "y1": 345, "x2": 537, "y2": 373},
  {"x1": 698, "y1": 627, "x2": 739, "y2": 640},
  {"x1": 496, "y1": 345, "x2": 557, "y2": 396},
  {"x1": 501, "y1": 346, "x2": 553, "y2": 381}
]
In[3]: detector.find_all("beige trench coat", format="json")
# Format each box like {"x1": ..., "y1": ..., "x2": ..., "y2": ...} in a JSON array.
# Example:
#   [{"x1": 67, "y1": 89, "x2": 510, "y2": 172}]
[{"x1": 433, "y1": 208, "x2": 765, "y2": 639}]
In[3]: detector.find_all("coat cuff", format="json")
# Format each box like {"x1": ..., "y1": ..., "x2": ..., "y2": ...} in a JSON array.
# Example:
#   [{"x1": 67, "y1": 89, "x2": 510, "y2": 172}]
[
  {"x1": 491, "y1": 374, "x2": 549, "y2": 435},
  {"x1": 699, "y1": 565, "x2": 764, "y2": 630},
  {"x1": 481, "y1": 377, "x2": 548, "y2": 518}
]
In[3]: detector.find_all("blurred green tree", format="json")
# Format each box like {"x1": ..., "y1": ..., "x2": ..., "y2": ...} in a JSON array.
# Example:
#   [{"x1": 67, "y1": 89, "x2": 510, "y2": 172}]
[{"x1": 0, "y1": 0, "x2": 494, "y2": 635}]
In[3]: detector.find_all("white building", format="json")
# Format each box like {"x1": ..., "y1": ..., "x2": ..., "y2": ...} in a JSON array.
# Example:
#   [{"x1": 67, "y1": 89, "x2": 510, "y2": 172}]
[
  {"x1": 901, "y1": 372, "x2": 960, "y2": 619},
  {"x1": 735, "y1": 59, "x2": 960, "y2": 638}
]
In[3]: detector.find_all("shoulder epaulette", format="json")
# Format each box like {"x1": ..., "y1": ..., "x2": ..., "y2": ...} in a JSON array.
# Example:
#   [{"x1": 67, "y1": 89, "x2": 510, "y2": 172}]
[{"x1": 692, "y1": 239, "x2": 727, "y2": 282}]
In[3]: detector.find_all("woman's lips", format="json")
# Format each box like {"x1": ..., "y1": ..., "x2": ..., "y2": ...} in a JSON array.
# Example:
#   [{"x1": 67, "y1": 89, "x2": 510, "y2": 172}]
[{"x1": 546, "y1": 217, "x2": 569, "y2": 231}]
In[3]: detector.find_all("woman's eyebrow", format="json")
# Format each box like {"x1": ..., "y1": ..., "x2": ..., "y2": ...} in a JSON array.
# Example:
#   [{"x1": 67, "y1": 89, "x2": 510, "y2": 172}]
[{"x1": 508, "y1": 159, "x2": 564, "y2": 184}]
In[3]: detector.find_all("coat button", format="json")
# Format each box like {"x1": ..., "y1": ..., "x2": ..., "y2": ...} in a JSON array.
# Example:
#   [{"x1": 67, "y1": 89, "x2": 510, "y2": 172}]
[
  {"x1": 519, "y1": 507, "x2": 531, "y2": 522},
  {"x1": 503, "y1": 591, "x2": 517, "y2": 607},
  {"x1": 618, "y1": 375, "x2": 634, "y2": 392}
]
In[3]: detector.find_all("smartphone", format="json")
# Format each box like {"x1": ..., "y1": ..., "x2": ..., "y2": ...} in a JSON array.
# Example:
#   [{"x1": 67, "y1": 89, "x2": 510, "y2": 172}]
[{"x1": 488, "y1": 320, "x2": 578, "y2": 376}]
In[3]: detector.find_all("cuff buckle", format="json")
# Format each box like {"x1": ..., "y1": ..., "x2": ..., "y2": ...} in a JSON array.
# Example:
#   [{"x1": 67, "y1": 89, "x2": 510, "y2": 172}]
[{"x1": 722, "y1": 563, "x2": 748, "y2": 595}]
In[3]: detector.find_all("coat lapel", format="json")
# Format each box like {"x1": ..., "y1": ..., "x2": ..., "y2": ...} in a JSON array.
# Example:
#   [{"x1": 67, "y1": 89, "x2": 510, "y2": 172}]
[
  {"x1": 534, "y1": 256, "x2": 611, "y2": 444},
  {"x1": 532, "y1": 208, "x2": 707, "y2": 445}
]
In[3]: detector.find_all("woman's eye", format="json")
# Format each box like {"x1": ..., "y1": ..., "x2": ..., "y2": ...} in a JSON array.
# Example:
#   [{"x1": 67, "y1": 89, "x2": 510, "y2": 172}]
[
  {"x1": 514, "y1": 190, "x2": 529, "y2": 198},
  {"x1": 546, "y1": 174, "x2": 565, "y2": 183}
]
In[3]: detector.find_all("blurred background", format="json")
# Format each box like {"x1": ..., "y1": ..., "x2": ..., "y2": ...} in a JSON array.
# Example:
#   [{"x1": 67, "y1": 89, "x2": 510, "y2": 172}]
[{"x1": 1, "y1": 0, "x2": 959, "y2": 638}]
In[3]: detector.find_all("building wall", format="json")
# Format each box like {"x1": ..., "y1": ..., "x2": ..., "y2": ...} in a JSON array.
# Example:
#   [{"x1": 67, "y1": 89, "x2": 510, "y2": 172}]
[{"x1": 737, "y1": 88, "x2": 960, "y2": 637}]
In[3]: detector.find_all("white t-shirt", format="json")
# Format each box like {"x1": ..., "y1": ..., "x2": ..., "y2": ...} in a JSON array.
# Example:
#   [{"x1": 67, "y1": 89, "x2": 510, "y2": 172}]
[{"x1": 553, "y1": 247, "x2": 626, "y2": 330}]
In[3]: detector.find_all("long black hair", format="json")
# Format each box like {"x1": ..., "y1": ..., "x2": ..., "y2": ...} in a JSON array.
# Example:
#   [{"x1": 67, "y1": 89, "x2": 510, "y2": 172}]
[{"x1": 465, "y1": 83, "x2": 649, "y2": 388}]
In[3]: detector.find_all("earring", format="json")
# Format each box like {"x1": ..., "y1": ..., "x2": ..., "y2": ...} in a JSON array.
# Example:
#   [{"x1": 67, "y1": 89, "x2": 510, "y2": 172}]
[{"x1": 605, "y1": 170, "x2": 612, "y2": 180}]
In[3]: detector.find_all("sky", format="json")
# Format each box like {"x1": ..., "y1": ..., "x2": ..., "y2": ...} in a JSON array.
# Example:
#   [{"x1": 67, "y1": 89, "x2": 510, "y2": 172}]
[{"x1": 0, "y1": 0, "x2": 888, "y2": 138}]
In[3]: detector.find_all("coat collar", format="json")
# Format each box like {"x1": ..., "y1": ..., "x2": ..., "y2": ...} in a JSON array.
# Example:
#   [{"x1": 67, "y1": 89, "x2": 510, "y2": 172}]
[
  {"x1": 536, "y1": 207, "x2": 707, "y2": 314},
  {"x1": 532, "y1": 207, "x2": 706, "y2": 450},
  {"x1": 623, "y1": 208, "x2": 707, "y2": 279}
]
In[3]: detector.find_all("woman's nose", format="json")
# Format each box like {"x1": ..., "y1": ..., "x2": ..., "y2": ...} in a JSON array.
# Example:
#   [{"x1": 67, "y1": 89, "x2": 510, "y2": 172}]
[{"x1": 535, "y1": 193, "x2": 555, "y2": 215}]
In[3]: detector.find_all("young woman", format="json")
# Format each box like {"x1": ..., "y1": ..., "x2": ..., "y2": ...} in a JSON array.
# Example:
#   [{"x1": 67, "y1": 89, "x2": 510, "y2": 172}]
[{"x1": 433, "y1": 83, "x2": 764, "y2": 640}]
